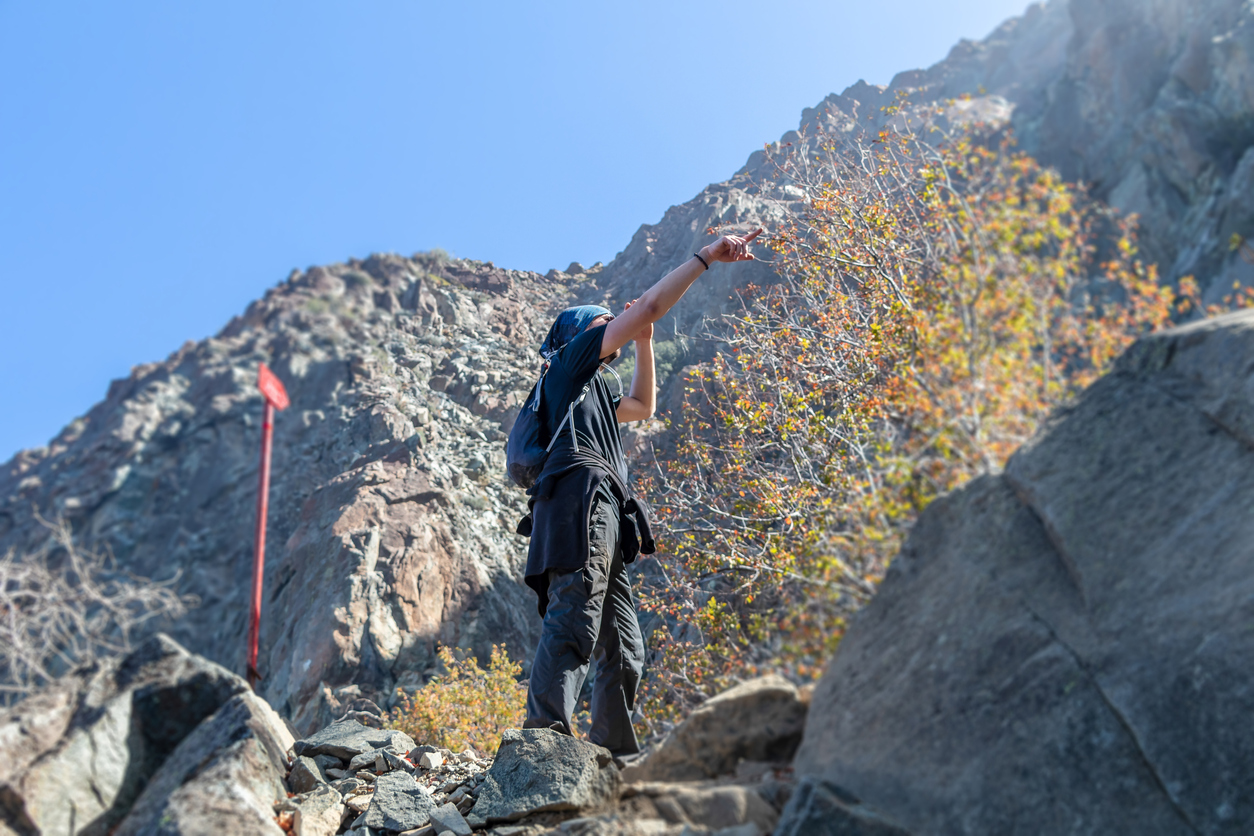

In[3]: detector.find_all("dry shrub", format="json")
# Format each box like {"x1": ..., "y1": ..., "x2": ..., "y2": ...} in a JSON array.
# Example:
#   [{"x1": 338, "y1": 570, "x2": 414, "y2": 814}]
[
  {"x1": 0, "y1": 518, "x2": 195, "y2": 706},
  {"x1": 388, "y1": 645, "x2": 526, "y2": 755}
]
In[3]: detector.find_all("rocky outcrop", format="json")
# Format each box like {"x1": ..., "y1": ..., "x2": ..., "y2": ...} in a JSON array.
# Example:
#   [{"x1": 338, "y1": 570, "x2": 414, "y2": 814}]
[
  {"x1": 112, "y1": 690, "x2": 294, "y2": 836},
  {"x1": 0, "y1": 634, "x2": 251, "y2": 835},
  {"x1": 794, "y1": 308, "x2": 1254, "y2": 834},
  {"x1": 602, "y1": 0, "x2": 1254, "y2": 322}
]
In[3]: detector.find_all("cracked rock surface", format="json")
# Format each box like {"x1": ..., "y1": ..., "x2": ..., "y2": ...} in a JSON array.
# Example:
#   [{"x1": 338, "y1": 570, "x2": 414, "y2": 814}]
[{"x1": 795, "y1": 309, "x2": 1254, "y2": 835}]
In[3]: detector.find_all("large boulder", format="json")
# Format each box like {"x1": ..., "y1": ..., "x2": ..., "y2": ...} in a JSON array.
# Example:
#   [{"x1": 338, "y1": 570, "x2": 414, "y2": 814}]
[
  {"x1": 795, "y1": 309, "x2": 1254, "y2": 834},
  {"x1": 0, "y1": 634, "x2": 246, "y2": 836},
  {"x1": 112, "y1": 690, "x2": 295, "y2": 835},
  {"x1": 628, "y1": 675, "x2": 807, "y2": 782}
]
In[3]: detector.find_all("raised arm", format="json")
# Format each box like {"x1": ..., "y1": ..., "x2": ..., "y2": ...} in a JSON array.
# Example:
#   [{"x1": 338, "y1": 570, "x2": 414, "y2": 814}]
[
  {"x1": 599, "y1": 228, "x2": 762, "y2": 360},
  {"x1": 617, "y1": 300, "x2": 655, "y2": 422}
]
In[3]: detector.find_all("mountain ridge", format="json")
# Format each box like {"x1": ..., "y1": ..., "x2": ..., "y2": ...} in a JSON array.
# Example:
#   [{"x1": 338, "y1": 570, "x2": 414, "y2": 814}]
[{"x1": 4, "y1": 0, "x2": 1252, "y2": 732}]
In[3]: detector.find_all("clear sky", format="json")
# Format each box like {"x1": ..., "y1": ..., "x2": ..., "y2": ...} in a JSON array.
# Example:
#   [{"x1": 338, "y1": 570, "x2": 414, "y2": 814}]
[{"x1": 1, "y1": 0, "x2": 1036, "y2": 462}]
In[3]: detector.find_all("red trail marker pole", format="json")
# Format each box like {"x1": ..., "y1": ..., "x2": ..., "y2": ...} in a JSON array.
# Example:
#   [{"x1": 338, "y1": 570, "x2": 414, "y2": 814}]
[{"x1": 248, "y1": 363, "x2": 289, "y2": 690}]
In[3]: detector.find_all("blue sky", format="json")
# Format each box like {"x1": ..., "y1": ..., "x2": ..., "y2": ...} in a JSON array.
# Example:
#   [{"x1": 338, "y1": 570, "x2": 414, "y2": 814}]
[{"x1": 1, "y1": 0, "x2": 1035, "y2": 461}]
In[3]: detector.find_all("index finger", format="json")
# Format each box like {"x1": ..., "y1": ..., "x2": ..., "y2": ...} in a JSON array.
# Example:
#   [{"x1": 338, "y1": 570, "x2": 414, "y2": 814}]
[{"x1": 743, "y1": 227, "x2": 764, "y2": 243}]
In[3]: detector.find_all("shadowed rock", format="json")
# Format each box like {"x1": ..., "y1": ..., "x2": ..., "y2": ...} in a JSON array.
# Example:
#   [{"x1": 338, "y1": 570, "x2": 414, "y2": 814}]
[
  {"x1": 774, "y1": 777, "x2": 911, "y2": 836},
  {"x1": 795, "y1": 309, "x2": 1254, "y2": 834},
  {"x1": 112, "y1": 690, "x2": 294, "y2": 836},
  {"x1": 0, "y1": 634, "x2": 246, "y2": 836}
]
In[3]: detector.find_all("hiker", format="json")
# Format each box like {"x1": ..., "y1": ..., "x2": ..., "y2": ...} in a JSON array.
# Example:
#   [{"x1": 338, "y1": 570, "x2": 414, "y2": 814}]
[{"x1": 519, "y1": 228, "x2": 763, "y2": 757}]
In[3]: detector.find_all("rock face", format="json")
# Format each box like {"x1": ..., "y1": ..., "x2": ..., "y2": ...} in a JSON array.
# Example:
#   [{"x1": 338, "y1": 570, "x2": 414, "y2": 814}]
[
  {"x1": 626, "y1": 674, "x2": 807, "y2": 782},
  {"x1": 0, "y1": 634, "x2": 247, "y2": 836},
  {"x1": 794, "y1": 308, "x2": 1254, "y2": 834},
  {"x1": 112, "y1": 690, "x2": 295, "y2": 836}
]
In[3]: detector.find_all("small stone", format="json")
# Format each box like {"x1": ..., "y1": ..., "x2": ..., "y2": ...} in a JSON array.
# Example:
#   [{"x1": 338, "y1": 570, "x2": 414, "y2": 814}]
[
  {"x1": 419, "y1": 751, "x2": 444, "y2": 769},
  {"x1": 326, "y1": 768, "x2": 349, "y2": 780},
  {"x1": 346, "y1": 795, "x2": 373, "y2": 813},
  {"x1": 448, "y1": 787, "x2": 467, "y2": 805},
  {"x1": 314, "y1": 754, "x2": 343, "y2": 771},
  {"x1": 357, "y1": 771, "x2": 376, "y2": 782},
  {"x1": 349, "y1": 749, "x2": 387, "y2": 772},
  {"x1": 428, "y1": 802, "x2": 473, "y2": 836}
]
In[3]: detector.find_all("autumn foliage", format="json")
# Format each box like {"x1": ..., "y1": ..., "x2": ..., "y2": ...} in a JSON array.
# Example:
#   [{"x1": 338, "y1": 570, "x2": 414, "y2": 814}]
[
  {"x1": 635, "y1": 105, "x2": 1223, "y2": 725},
  {"x1": 388, "y1": 644, "x2": 526, "y2": 755}
]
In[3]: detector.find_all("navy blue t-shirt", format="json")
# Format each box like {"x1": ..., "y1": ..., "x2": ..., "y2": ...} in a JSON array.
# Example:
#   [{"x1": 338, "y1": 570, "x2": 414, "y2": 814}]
[
  {"x1": 535, "y1": 323, "x2": 628, "y2": 486},
  {"x1": 524, "y1": 323, "x2": 631, "y2": 610}
]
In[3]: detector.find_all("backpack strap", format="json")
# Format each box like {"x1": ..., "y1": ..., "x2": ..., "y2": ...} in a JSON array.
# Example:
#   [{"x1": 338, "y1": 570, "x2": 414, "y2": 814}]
[{"x1": 544, "y1": 362, "x2": 614, "y2": 454}]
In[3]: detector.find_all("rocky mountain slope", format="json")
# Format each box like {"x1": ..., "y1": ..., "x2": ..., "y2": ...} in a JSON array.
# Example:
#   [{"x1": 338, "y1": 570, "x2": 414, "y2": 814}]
[
  {"x1": 3, "y1": 0, "x2": 1253, "y2": 736},
  {"x1": 0, "y1": 254, "x2": 588, "y2": 731}
]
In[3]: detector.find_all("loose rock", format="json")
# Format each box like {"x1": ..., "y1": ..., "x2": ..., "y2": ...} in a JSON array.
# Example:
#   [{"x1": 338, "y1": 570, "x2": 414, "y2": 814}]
[
  {"x1": 468, "y1": 728, "x2": 620, "y2": 826},
  {"x1": 291, "y1": 784, "x2": 348, "y2": 836},
  {"x1": 294, "y1": 718, "x2": 417, "y2": 761},
  {"x1": 112, "y1": 691, "x2": 294, "y2": 836},
  {"x1": 429, "y1": 800, "x2": 474, "y2": 835},
  {"x1": 364, "y1": 770, "x2": 438, "y2": 831}
]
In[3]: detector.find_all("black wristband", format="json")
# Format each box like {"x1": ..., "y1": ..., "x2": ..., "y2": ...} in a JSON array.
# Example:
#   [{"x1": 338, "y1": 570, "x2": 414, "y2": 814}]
[{"x1": 693, "y1": 252, "x2": 709, "y2": 270}]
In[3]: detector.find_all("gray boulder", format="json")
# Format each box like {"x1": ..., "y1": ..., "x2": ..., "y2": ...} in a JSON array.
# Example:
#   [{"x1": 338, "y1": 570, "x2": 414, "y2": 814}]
[
  {"x1": 627, "y1": 675, "x2": 806, "y2": 782},
  {"x1": 0, "y1": 634, "x2": 246, "y2": 836},
  {"x1": 112, "y1": 689, "x2": 295, "y2": 835},
  {"x1": 294, "y1": 717, "x2": 416, "y2": 761},
  {"x1": 362, "y1": 770, "x2": 436, "y2": 831},
  {"x1": 467, "y1": 728, "x2": 620, "y2": 825},
  {"x1": 795, "y1": 309, "x2": 1254, "y2": 834}
]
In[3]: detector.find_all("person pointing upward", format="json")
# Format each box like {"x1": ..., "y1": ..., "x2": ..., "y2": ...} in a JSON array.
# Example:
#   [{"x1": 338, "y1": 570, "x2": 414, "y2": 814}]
[{"x1": 520, "y1": 228, "x2": 763, "y2": 758}]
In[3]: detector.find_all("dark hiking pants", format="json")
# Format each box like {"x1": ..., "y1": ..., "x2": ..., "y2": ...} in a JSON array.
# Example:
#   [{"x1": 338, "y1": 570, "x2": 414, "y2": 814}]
[{"x1": 525, "y1": 493, "x2": 645, "y2": 756}]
